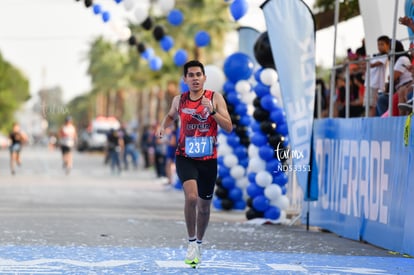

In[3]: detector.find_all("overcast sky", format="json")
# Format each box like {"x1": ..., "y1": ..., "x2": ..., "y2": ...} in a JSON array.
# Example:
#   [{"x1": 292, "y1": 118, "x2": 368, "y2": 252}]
[{"x1": 0, "y1": 0, "x2": 364, "y2": 103}]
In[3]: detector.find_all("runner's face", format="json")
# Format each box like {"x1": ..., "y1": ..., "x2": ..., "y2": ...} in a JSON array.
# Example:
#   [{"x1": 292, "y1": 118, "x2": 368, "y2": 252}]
[{"x1": 184, "y1": 66, "x2": 206, "y2": 93}]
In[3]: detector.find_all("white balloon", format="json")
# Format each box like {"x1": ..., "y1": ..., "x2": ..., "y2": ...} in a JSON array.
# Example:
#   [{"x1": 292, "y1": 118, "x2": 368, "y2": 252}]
[
  {"x1": 241, "y1": 92, "x2": 255, "y2": 105},
  {"x1": 270, "y1": 84, "x2": 283, "y2": 108},
  {"x1": 223, "y1": 154, "x2": 238, "y2": 168},
  {"x1": 271, "y1": 195, "x2": 289, "y2": 210},
  {"x1": 119, "y1": 27, "x2": 132, "y2": 41},
  {"x1": 218, "y1": 143, "x2": 232, "y2": 156},
  {"x1": 204, "y1": 64, "x2": 225, "y2": 93},
  {"x1": 255, "y1": 170, "x2": 273, "y2": 188},
  {"x1": 157, "y1": 0, "x2": 176, "y2": 14},
  {"x1": 248, "y1": 144, "x2": 259, "y2": 157},
  {"x1": 217, "y1": 134, "x2": 227, "y2": 145},
  {"x1": 134, "y1": 4, "x2": 150, "y2": 25},
  {"x1": 236, "y1": 177, "x2": 249, "y2": 189},
  {"x1": 123, "y1": 0, "x2": 135, "y2": 11},
  {"x1": 230, "y1": 165, "x2": 245, "y2": 179},
  {"x1": 248, "y1": 157, "x2": 265, "y2": 173},
  {"x1": 264, "y1": 184, "x2": 282, "y2": 201},
  {"x1": 260, "y1": 68, "x2": 278, "y2": 86},
  {"x1": 235, "y1": 80, "x2": 251, "y2": 94}
]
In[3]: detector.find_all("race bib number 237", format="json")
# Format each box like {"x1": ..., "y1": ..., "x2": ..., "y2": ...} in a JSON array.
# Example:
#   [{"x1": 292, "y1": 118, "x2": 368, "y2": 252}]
[{"x1": 185, "y1": 136, "x2": 213, "y2": 157}]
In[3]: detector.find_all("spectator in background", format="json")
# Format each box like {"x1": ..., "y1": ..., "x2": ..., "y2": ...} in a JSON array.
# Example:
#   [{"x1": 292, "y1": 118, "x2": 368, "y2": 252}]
[
  {"x1": 365, "y1": 35, "x2": 390, "y2": 116},
  {"x1": 314, "y1": 78, "x2": 329, "y2": 118},
  {"x1": 335, "y1": 73, "x2": 365, "y2": 118},
  {"x1": 106, "y1": 128, "x2": 123, "y2": 174},
  {"x1": 119, "y1": 124, "x2": 138, "y2": 170},
  {"x1": 9, "y1": 122, "x2": 28, "y2": 175},
  {"x1": 140, "y1": 124, "x2": 153, "y2": 169},
  {"x1": 377, "y1": 40, "x2": 412, "y2": 116},
  {"x1": 165, "y1": 120, "x2": 179, "y2": 185},
  {"x1": 356, "y1": 38, "x2": 366, "y2": 58},
  {"x1": 154, "y1": 124, "x2": 168, "y2": 180}
]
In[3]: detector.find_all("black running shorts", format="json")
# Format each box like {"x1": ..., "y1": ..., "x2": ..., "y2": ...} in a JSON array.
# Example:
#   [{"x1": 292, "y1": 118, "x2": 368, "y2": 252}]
[{"x1": 175, "y1": 155, "x2": 217, "y2": 200}]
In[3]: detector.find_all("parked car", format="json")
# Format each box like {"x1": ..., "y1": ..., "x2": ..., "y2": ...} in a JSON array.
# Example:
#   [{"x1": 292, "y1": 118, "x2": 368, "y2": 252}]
[{"x1": 77, "y1": 116, "x2": 120, "y2": 151}]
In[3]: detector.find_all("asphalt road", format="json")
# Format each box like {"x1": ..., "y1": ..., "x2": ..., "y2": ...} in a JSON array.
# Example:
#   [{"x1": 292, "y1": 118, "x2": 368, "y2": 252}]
[{"x1": 0, "y1": 146, "x2": 413, "y2": 274}]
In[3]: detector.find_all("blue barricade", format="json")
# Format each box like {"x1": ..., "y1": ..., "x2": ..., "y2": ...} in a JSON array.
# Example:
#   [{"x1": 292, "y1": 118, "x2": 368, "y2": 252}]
[{"x1": 307, "y1": 116, "x2": 414, "y2": 256}]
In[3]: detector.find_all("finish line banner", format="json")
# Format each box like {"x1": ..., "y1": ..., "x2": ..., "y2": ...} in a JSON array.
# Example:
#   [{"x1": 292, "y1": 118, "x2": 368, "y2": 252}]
[
  {"x1": 308, "y1": 117, "x2": 414, "y2": 256},
  {"x1": 261, "y1": 0, "x2": 316, "y2": 200}
]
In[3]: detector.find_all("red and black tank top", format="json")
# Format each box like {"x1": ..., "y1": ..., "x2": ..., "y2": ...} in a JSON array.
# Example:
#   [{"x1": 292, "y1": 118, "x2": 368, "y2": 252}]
[{"x1": 176, "y1": 90, "x2": 218, "y2": 160}]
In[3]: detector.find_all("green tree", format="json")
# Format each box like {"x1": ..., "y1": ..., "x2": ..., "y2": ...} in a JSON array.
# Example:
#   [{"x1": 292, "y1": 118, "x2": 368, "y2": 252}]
[{"x1": 0, "y1": 52, "x2": 30, "y2": 133}]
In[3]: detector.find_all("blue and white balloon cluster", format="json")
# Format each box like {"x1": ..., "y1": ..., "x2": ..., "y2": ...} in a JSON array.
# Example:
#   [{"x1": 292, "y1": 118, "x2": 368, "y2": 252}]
[
  {"x1": 245, "y1": 67, "x2": 290, "y2": 221},
  {"x1": 213, "y1": 52, "x2": 254, "y2": 211}
]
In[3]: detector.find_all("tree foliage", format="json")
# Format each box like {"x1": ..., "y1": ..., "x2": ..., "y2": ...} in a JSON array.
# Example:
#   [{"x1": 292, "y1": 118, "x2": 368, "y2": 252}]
[
  {"x1": 313, "y1": 0, "x2": 360, "y2": 30},
  {"x1": 0, "y1": 52, "x2": 30, "y2": 133}
]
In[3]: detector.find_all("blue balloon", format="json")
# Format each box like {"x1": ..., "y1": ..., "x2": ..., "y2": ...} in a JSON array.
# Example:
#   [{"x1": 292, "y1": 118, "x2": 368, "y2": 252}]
[
  {"x1": 254, "y1": 82, "x2": 271, "y2": 98},
  {"x1": 234, "y1": 146, "x2": 247, "y2": 159},
  {"x1": 234, "y1": 199, "x2": 246, "y2": 210},
  {"x1": 261, "y1": 94, "x2": 278, "y2": 112},
  {"x1": 230, "y1": 0, "x2": 249, "y2": 21},
  {"x1": 259, "y1": 145, "x2": 275, "y2": 161},
  {"x1": 217, "y1": 155, "x2": 225, "y2": 166},
  {"x1": 92, "y1": 4, "x2": 102, "y2": 14},
  {"x1": 167, "y1": 9, "x2": 184, "y2": 26},
  {"x1": 149, "y1": 56, "x2": 162, "y2": 71},
  {"x1": 277, "y1": 123, "x2": 289, "y2": 136},
  {"x1": 239, "y1": 158, "x2": 249, "y2": 168},
  {"x1": 227, "y1": 134, "x2": 240, "y2": 147},
  {"x1": 195, "y1": 30, "x2": 211, "y2": 47},
  {"x1": 235, "y1": 103, "x2": 248, "y2": 115},
  {"x1": 270, "y1": 108, "x2": 285, "y2": 125},
  {"x1": 213, "y1": 198, "x2": 223, "y2": 210},
  {"x1": 251, "y1": 121, "x2": 261, "y2": 132},
  {"x1": 266, "y1": 159, "x2": 281, "y2": 174},
  {"x1": 247, "y1": 172, "x2": 257, "y2": 183},
  {"x1": 179, "y1": 78, "x2": 189, "y2": 93},
  {"x1": 239, "y1": 115, "x2": 251, "y2": 126},
  {"x1": 101, "y1": 11, "x2": 110, "y2": 22},
  {"x1": 160, "y1": 35, "x2": 174, "y2": 52},
  {"x1": 246, "y1": 182, "x2": 263, "y2": 198},
  {"x1": 226, "y1": 91, "x2": 240, "y2": 105},
  {"x1": 174, "y1": 49, "x2": 188, "y2": 66},
  {"x1": 223, "y1": 52, "x2": 254, "y2": 83},
  {"x1": 114, "y1": 0, "x2": 123, "y2": 3},
  {"x1": 250, "y1": 132, "x2": 267, "y2": 147},
  {"x1": 218, "y1": 165, "x2": 230, "y2": 178},
  {"x1": 141, "y1": 48, "x2": 155, "y2": 60},
  {"x1": 264, "y1": 206, "x2": 281, "y2": 220},
  {"x1": 254, "y1": 67, "x2": 264, "y2": 82},
  {"x1": 229, "y1": 187, "x2": 243, "y2": 201},
  {"x1": 223, "y1": 81, "x2": 235, "y2": 94},
  {"x1": 274, "y1": 172, "x2": 288, "y2": 186},
  {"x1": 222, "y1": 176, "x2": 236, "y2": 190},
  {"x1": 252, "y1": 195, "x2": 270, "y2": 212}
]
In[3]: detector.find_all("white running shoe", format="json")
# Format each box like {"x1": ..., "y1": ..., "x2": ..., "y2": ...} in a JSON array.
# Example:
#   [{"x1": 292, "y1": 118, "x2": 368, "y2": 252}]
[{"x1": 184, "y1": 242, "x2": 199, "y2": 265}]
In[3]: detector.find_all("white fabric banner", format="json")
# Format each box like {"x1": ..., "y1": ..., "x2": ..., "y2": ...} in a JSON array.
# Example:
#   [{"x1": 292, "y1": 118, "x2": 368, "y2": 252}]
[{"x1": 261, "y1": 0, "x2": 316, "y2": 199}]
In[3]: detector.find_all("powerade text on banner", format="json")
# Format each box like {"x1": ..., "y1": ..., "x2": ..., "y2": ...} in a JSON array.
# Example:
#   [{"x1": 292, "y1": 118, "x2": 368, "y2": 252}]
[
  {"x1": 309, "y1": 117, "x2": 414, "y2": 256},
  {"x1": 261, "y1": 0, "x2": 316, "y2": 200}
]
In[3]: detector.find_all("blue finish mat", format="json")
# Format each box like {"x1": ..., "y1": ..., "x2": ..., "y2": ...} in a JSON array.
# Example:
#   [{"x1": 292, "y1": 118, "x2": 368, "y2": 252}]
[{"x1": 0, "y1": 246, "x2": 412, "y2": 274}]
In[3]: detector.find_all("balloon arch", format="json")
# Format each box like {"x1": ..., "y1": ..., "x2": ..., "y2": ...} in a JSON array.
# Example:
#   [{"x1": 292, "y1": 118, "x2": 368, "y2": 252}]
[{"x1": 76, "y1": 0, "x2": 291, "y2": 222}]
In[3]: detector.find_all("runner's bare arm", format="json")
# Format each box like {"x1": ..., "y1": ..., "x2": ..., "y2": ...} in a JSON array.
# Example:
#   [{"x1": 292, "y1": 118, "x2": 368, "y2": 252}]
[
  {"x1": 211, "y1": 92, "x2": 233, "y2": 133},
  {"x1": 158, "y1": 95, "x2": 180, "y2": 137}
]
